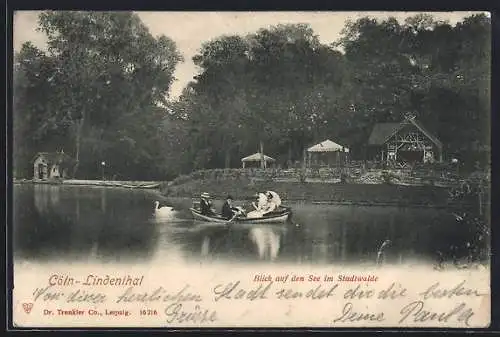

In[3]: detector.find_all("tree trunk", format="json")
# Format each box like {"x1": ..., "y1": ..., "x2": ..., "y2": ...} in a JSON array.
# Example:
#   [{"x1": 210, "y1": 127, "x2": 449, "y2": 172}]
[
  {"x1": 72, "y1": 113, "x2": 85, "y2": 178},
  {"x1": 225, "y1": 149, "x2": 231, "y2": 168},
  {"x1": 260, "y1": 141, "x2": 265, "y2": 169},
  {"x1": 478, "y1": 187, "x2": 483, "y2": 217}
]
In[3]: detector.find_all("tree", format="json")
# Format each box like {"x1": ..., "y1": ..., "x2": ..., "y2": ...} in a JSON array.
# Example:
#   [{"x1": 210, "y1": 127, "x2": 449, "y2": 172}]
[
  {"x1": 17, "y1": 13, "x2": 489, "y2": 179},
  {"x1": 175, "y1": 24, "x2": 348, "y2": 169},
  {"x1": 336, "y1": 14, "x2": 491, "y2": 162},
  {"x1": 13, "y1": 42, "x2": 67, "y2": 177},
  {"x1": 15, "y1": 11, "x2": 183, "y2": 179}
]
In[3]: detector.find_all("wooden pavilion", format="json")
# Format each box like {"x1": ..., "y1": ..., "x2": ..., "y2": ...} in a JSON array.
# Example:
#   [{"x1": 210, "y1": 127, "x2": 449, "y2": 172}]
[
  {"x1": 241, "y1": 152, "x2": 276, "y2": 169},
  {"x1": 306, "y1": 139, "x2": 349, "y2": 168},
  {"x1": 367, "y1": 116, "x2": 443, "y2": 164}
]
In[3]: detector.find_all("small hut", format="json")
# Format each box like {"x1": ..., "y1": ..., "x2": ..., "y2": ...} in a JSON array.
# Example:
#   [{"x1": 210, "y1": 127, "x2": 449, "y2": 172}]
[
  {"x1": 241, "y1": 152, "x2": 275, "y2": 169},
  {"x1": 306, "y1": 139, "x2": 349, "y2": 168},
  {"x1": 33, "y1": 150, "x2": 75, "y2": 180},
  {"x1": 367, "y1": 116, "x2": 443, "y2": 164}
]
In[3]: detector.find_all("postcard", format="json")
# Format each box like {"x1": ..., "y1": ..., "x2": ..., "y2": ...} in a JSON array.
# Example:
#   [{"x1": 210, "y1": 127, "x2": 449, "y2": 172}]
[{"x1": 11, "y1": 10, "x2": 491, "y2": 328}]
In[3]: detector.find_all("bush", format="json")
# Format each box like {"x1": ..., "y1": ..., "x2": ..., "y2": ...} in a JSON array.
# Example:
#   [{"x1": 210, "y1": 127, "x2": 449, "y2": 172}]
[{"x1": 381, "y1": 171, "x2": 394, "y2": 184}]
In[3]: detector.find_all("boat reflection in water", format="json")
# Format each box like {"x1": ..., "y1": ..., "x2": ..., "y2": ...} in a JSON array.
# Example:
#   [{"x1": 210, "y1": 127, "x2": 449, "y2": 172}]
[
  {"x1": 248, "y1": 226, "x2": 282, "y2": 261},
  {"x1": 172, "y1": 222, "x2": 291, "y2": 263},
  {"x1": 201, "y1": 236, "x2": 210, "y2": 256}
]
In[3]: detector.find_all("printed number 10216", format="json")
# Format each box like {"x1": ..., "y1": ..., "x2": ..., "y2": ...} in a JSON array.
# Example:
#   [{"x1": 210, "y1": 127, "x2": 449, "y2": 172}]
[{"x1": 140, "y1": 309, "x2": 158, "y2": 316}]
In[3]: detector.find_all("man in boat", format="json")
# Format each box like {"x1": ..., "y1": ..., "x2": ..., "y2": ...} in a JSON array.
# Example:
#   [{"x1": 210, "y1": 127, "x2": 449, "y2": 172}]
[
  {"x1": 200, "y1": 192, "x2": 217, "y2": 216},
  {"x1": 221, "y1": 195, "x2": 243, "y2": 220}
]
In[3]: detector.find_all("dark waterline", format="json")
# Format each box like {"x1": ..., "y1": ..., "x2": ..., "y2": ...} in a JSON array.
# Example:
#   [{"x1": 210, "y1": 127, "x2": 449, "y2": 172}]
[{"x1": 13, "y1": 184, "x2": 470, "y2": 266}]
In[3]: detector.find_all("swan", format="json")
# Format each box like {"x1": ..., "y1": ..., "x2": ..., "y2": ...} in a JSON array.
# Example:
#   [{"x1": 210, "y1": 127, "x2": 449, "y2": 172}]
[{"x1": 154, "y1": 201, "x2": 174, "y2": 217}]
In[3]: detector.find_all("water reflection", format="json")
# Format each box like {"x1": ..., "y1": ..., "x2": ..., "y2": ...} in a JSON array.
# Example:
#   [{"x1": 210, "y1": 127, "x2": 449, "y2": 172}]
[
  {"x1": 201, "y1": 236, "x2": 210, "y2": 256},
  {"x1": 100, "y1": 188, "x2": 106, "y2": 213},
  {"x1": 13, "y1": 185, "x2": 480, "y2": 266},
  {"x1": 248, "y1": 226, "x2": 282, "y2": 261},
  {"x1": 15, "y1": 185, "x2": 159, "y2": 262}
]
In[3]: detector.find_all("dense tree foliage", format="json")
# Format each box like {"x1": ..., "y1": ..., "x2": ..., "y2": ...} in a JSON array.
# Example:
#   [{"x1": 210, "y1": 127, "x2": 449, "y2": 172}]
[
  {"x1": 13, "y1": 12, "x2": 490, "y2": 180},
  {"x1": 171, "y1": 14, "x2": 490, "y2": 173},
  {"x1": 14, "y1": 11, "x2": 182, "y2": 179}
]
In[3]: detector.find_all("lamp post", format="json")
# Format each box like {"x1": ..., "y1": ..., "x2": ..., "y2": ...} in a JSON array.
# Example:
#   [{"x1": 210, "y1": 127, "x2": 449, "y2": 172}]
[
  {"x1": 451, "y1": 158, "x2": 459, "y2": 177},
  {"x1": 101, "y1": 161, "x2": 106, "y2": 181}
]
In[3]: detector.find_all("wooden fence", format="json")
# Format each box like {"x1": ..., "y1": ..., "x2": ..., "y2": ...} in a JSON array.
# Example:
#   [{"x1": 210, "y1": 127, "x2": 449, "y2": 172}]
[{"x1": 169, "y1": 161, "x2": 489, "y2": 187}]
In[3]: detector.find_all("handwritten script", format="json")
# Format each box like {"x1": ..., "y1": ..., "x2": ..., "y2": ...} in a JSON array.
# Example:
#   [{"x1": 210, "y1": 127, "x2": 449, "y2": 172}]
[{"x1": 17, "y1": 272, "x2": 489, "y2": 327}]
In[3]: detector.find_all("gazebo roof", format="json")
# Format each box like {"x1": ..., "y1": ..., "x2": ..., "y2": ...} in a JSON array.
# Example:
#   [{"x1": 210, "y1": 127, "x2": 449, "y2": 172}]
[
  {"x1": 241, "y1": 152, "x2": 276, "y2": 162},
  {"x1": 307, "y1": 139, "x2": 349, "y2": 153}
]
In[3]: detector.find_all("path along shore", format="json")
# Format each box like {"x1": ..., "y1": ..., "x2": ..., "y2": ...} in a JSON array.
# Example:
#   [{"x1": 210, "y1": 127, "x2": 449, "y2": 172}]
[{"x1": 13, "y1": 179, "x2": 161, "y2": 189}]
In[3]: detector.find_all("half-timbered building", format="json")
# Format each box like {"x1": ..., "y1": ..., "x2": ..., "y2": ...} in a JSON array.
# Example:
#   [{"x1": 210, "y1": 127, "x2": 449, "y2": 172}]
[{"x1": 368, "y1": 116, "x2": 443, "y2": 164}]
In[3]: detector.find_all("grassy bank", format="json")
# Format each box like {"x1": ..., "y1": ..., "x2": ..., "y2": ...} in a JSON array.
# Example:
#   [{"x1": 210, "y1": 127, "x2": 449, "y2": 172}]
[{"x1": 160, "y1": 177, "x2": 452, "y2": 207}]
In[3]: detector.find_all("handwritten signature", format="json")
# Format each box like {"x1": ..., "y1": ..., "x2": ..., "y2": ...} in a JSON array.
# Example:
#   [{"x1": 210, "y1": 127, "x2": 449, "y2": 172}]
[{"x1": 399, "y1": 301, "x2": 475, "y2": 326}]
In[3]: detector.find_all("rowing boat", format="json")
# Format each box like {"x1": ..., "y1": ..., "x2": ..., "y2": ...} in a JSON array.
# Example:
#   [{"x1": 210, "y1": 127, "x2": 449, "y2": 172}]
[{"x1": 190, "y1": 207, "x2": 292, "y2": 224}]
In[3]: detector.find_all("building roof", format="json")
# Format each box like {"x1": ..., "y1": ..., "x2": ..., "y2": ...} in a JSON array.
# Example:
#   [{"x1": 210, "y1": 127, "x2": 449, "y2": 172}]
[
  {"x1": 368, "y1": 118, "x2": 442, "y2": 149},
  {"x1": 34, "y1": 151, "x2": 75, "y2": 165},
  {"x1": 410, "y1": 118, "x2": 443, "y2": 149},
  {"x1": 307, "y1": 139, "x2": 349, "y2": 153},
  {"x1": 367, "y1": 123, "x2": 402, "y2": 145},
  {"x1": 241, "y1": 152, "x2": 276, "y2": 162}
]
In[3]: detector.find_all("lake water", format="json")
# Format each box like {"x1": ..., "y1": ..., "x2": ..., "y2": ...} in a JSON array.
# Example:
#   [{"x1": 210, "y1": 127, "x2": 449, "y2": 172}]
[{"x1": 13, "y1": 184, "x2": 470, "y2": 266}]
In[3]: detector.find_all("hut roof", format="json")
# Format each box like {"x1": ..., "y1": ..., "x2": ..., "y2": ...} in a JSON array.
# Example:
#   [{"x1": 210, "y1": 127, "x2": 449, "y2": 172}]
[
  {"x1": 368, "y1": 118, "x2": 442, "y2": 149},
  {"x1": 33, "y1": 151, "x2": 75, "y2": 166},
  {"x1": 410, "y1": 118, "x2": 443, "y2": 149},
  {"x1": 307, "y1": 139, "x2": 349, "y2": 153},
  {"x1": 241, "y1": 153, "x2": 275, "y2": 162},
  {"x1": 367, "y1": 123, "x2": 402, "y2": 145}
]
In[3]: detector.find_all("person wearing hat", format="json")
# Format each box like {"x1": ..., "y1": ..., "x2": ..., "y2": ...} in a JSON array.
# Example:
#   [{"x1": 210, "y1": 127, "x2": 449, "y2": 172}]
[
  {"x1": 200, "y1": 192, "x2": 216, "y2": 216},
  {"x1": 221, "y1": 195, "x2": 242, "y2": 220}
]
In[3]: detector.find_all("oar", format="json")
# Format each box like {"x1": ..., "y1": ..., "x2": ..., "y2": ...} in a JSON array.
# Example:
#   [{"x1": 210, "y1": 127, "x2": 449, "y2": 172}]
[
  {"x1": 226, "y1": 211, "x2": 240, "y2": 224},
  {"x1": 226, "y1": 214, "x2": 238, "y2": 224}
]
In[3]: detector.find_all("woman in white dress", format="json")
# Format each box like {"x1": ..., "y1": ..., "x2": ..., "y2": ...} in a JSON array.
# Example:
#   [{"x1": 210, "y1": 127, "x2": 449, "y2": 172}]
[
  {"x1": 246, "y1": 193, "x2": 268, "y2": 218},
  {"x1": 265, "y1": 190, "x2": 281, "y2": 209}
]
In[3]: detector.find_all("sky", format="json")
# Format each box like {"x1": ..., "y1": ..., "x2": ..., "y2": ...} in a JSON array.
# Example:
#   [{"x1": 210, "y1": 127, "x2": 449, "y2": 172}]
[{"x1": 13, "y1": 11, "x2": 485, "y2": 98}]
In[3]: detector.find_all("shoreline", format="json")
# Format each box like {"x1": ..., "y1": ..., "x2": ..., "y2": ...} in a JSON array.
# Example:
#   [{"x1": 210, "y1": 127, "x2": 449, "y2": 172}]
[
  {"x1": 13, "y1": 179, "x2": 162, "y2": 189},
  {"x1": 14, "y1": 178, "x2": 487, "y2": 209},
  {"x1": 160, "y1": 178, "x2": 470, "y2": 209},
  {"x1": 160, "y1": 195, "x2": 460, "y2": 209}
]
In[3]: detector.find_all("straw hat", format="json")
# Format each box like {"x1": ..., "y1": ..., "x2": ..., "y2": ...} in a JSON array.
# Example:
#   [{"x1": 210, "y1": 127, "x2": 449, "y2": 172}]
[{"x1": 201, "y1": 192, "x2": 210, "y2": 199}]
